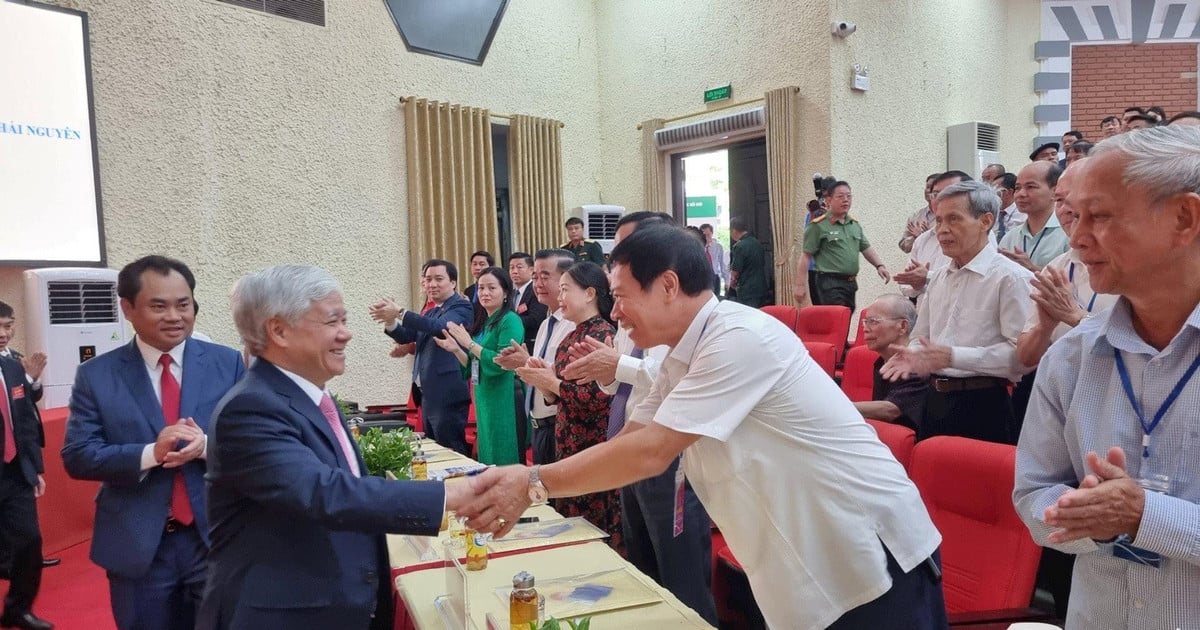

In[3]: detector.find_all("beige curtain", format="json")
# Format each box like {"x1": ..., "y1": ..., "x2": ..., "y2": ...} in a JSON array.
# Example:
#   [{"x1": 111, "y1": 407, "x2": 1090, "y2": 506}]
[
  {"x1": 640, "y1": 118, "x2": 668, "y2": 212},
  {"x1": 404, "y1": 98, "x2": 498, "y2": 302},
  {"x1": 509, "y1": 115, "x2": 564, "y2": 253},
  {"x1": 764, "y1": 86, "x2": 804, "y2": 306}
]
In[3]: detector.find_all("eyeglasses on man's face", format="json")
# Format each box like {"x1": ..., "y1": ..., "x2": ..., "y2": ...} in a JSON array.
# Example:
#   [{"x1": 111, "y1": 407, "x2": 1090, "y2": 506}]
[{"x1": 862, "y1": 316, "x2": 904, "y2": 327}]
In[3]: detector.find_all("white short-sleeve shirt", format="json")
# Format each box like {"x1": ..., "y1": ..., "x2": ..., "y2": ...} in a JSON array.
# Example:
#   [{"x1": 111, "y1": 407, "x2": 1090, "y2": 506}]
[{"x1": 630, "y1": 297, "x2": 940, "y2": 629}]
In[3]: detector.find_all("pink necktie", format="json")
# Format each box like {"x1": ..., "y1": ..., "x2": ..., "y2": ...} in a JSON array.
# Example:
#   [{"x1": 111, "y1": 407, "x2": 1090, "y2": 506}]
[
  {"x1": 1, "y1": 371, "x2": 16, "y2": 464},
  {"x1": 319, "y1": 393, "x2": 361, "y2": 477},
  {"x1": 158, "y1": 354, "x2": 195, "y2": 525}
]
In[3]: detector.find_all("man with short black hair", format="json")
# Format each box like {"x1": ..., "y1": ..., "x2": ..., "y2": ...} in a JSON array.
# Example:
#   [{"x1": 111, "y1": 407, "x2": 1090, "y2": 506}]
[
  {"x1": 994, "y1": 172, "x2": 1027, "y2": 241},
  {"x1": 1122, "y1": 106, "x2": 1145, "y2": 129},
  {"x1": 895, "y1": 171, "x2": 974, "y2": 299},
  {"x1": 562, "y1": 217, "x2": 605, "y2": 264},
  {"x1": 370, "y1": 260, "x2": 473, "y2": 455},
  {"x1": 899, "y1": 174, "x2": 941, "y2": 254},
  {"x1": 699, "y1": 223, "x2": 727, "y2": 294},
  {"x1": 508, "y1": 252, "x2": 545, "y2": 353},
  {"x1": 62, "y1": 255, "x2": 246, "y2": 630},
  {"x1": 795, "y1": 181, "x2": 891, "y2": 310},
  {"x1": 1100, "y1": 115, "x2": 1121, "y2": 138},
  {"x1": 728, "y1": 217, "x2": 769, "y2": 308},
  {"x1": 1125, "y1": 114, "x2": 1157, "y2": 130},
  {"x1": 1060, "y1": 131, "x2": 1084, "y2": 167},
  {"x1": 464, "y1": 250, "x2": 494, "y2": 303},
  {"x1": 980, "y1": 163, "x2": 1005, "y2": 184}
]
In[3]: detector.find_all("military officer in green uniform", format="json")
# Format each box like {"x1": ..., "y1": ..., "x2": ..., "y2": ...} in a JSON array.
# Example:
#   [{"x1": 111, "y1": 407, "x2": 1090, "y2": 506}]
[
  {"x1": 562, "y1": 217, "x2": 606, "y2": 264},
  {"x1": 794, "y1": 181, "x2": 890, "y2": 311},
  {"x1": 728, "y1": 216, "x2": 769, "y2": 308}
]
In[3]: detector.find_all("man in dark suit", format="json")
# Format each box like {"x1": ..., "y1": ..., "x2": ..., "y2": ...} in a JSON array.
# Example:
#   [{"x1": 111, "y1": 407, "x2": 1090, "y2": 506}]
[
  {"x1": 198, "y1": 264, "x2": 471, "y2": 630},
  {"x1": 0, "y1": 355, "x2": 51, "y2": 630},
  {"x1": 507, "y1": 252, "x2": 547, "y2": 353},
  {"x1": 370, "y1": 260, "x2": 473, "y2": 455},
  {"x1": 463, "y1": 250, "x2": 494, "y2": 304},
  {"x1": 62, "y1": 256, "x2": 245, "y2": 630}
]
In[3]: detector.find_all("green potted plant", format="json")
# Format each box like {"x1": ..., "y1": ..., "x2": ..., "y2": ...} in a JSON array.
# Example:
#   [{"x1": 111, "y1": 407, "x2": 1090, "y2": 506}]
[
  {"x1": 529, "y1": 618, "x2": 591, "y2": 629},
  {"x1": 355, "y1": 426, "x2": 415, "y2": 480}
]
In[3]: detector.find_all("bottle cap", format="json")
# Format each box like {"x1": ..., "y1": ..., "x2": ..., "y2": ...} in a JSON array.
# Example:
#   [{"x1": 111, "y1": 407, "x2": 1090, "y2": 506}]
[{"x1": 513, "y1": 571, "x2": 535, "y2": 588}]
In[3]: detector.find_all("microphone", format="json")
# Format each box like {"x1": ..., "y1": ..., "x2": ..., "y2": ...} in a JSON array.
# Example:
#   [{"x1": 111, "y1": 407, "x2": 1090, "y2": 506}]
[{"x1": 812, "y1": 173, "x2": 824, "y2": 197}]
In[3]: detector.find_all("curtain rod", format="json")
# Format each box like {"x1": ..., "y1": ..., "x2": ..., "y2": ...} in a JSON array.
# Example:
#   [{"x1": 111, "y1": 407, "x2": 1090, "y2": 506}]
[
  {"x1": 636, "y1": 87, "x2": 799, "y2": 130},
  {"x1": 399, "y1": 97, "x2": 565, "y2": 128}
]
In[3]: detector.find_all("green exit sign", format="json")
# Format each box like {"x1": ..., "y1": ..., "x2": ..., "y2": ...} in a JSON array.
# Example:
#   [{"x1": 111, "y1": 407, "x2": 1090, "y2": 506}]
[{"x1": 704, "y1": 85, "x2": 732, "y2": 104}]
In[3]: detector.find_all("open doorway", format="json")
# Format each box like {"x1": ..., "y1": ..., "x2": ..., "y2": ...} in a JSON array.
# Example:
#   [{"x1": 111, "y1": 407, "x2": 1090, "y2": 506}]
[
  {"x1": 492, "y1": 123, "x2": 513, "y2": 261},
  {"x1": 671, "y1": 137, "x2": 773, "y2": 302}
]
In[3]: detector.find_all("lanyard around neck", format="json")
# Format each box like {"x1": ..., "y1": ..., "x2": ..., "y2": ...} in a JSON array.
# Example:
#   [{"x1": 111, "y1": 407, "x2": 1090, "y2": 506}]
[{"x1": 1113, "y1": 348, "x2": 1200, "y2": 458}]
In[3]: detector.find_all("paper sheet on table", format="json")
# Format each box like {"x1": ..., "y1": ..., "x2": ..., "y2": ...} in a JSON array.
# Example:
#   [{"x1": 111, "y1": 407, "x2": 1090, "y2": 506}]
[
  {"x1": 492, "y1": 567, "x2": 662, "y2": 619},
  {"x1": 428, "y1": 464, "x2": 488, "y2": 481},
  {"x1": 487, "y1": 517, "x2": 608, "y2": 554}
]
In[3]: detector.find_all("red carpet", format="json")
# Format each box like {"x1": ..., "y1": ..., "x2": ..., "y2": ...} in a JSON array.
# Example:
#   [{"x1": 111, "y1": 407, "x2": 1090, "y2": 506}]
[{"x1": 0, "y1": 541, "x2": 115, "y2": 630}]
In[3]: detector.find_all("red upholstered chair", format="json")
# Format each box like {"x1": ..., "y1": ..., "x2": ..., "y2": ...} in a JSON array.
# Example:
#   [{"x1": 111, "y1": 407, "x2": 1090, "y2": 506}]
[
  {"x1": 796, "y1": 305, "x2": 852, "y2": 362},
  {"x1": 864, "y1": 419, "x2": 915, "y2": 471},
  {"x1": 908, "y1": 437, "x2": 1049, "y2": 626},
  {"x1": 760, "y1": 305, "x2": 800, "y2": 334},
  {"x1": 850, "y1": 308, "x2": 870, "y2": 348},
  {"x1": 803, "y1": 341, "x2": 837, "y2": 377},
  {"x1": 840, "y1": 345, "x2": 880, "y2": 402}
]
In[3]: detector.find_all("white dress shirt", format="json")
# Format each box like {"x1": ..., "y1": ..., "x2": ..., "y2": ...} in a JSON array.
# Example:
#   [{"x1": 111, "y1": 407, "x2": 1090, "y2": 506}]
[
  {"x1": 999, "y1": 202, "x2": 1027, "y2": 234},
  {"x1": 1022, "y1": 249, "x2": 1119, "y2": 342},
  {"x1": 136, "y1": 337, "x2": 202, "y2": 471},
  {"x1": 913, "y1": 242, "x2": 1036, "y2": 382},
  {"x1": 597, "y1": 326, "x2": 668, "y2": 418},
  {"x1": 530, "y1": 309, "x2": 576, "y2": 419},
  {"x1": 631, "y1": 298, "x2": 940, "y2": 629}
]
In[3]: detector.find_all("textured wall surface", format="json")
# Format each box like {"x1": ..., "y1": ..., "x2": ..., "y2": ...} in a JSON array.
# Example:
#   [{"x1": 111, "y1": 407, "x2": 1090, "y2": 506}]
[
  {"x1": 1071, "y1": 43, "x2": 1197, "y2": 132},
  {"x1": 593, "y1": 0, "x2": 833, "y2": 211},
  {"x1": 827, "y1": 0, "x2": 1041, "y2": 305},
  {"x1": 1, "y1": 0, "x2": 604, "y2": 405}
]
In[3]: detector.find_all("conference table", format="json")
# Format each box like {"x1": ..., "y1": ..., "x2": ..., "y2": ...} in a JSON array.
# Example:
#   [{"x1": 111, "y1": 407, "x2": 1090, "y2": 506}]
[{"x1": 388, "y1": 442, "x2": 714, "y2": 630}]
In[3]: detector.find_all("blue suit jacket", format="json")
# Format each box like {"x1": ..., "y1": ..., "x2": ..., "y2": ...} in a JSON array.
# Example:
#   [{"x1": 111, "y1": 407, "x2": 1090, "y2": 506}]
[
  {"x1": 386, "y1": 293, "x2": 473, "y2": 411},
  {"x1": 61, "y1": 338, "x2": 245, "y2": 578},
  {"x1": 197, "y1": 359, "x2": 445, "y2": 630}
]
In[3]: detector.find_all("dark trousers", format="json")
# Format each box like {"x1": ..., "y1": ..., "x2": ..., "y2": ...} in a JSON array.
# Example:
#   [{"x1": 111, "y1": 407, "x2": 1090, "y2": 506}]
[
  {"x1": 920, "y1": 385, "x2": 1016, "y2": 445},
  {"x1": 1010, "y1": 370, "x2": 1036, "y2": 439},
  {"x1": 422, "y1": 401, "x2": 471, "y2": 457},
  {"x1": 530, "y1": 418, "x2": 556, "y2": 466},
  {"x1": 712, "y1": 274, "x2": 722, "y2": 295},
  {"x1": 109, "y1": 525, "x2": 206, "y2": 630},
  {"x1": 513, "y1": 382, "x2": 528, "y2": 463},
  {"x1": 620, "y1": 458, "x2": 718, "y2": 626},
  {"x1": 814, "y1": 272, "x2": 857, "y2": 311},
  {"x1": 827, "y1": 547, "x2": 948, "y2": 630},
  {"x1": 808, "y1": 270, "x2": 821, "y2": 304},
  {"x1": 0, "y1": 462, "x2": 42, "y2": 618}
]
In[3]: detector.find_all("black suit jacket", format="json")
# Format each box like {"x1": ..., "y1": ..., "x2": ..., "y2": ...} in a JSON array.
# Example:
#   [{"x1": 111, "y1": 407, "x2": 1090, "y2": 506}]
[
  {"x1": 4, "y1": 349, "x2": 44, "y2": 446},
  {"x1": 0, "y1": 356, "x2": 43, "y2": 487},
  {"x1": 512, "y1": 283, "x2": 547, "y2": 353}
]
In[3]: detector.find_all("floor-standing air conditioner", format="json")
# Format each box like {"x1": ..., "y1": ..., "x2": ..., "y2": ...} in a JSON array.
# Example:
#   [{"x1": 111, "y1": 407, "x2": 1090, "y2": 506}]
[
  {"x1": 579, "y1": 204, "x2": 626, "y2": 254},
  {"x1": 947, "y1": 121, "x2": 1001, "y2": 180},
  {"x1": 23, "y1": 268, "x2": 130, "y2": 408}
]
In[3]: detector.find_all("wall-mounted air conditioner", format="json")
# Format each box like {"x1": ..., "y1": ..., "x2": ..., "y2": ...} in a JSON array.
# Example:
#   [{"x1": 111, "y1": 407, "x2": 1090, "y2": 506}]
[
  {"x1": 578, "y1": 205, "x2": 626, "y2": 254},
  {"x1": 947, "y1": 121, "x2": 1001, "y2": 180},
  {"x1": 23, "y1": 268, "x2": 130, "y2": 408}
]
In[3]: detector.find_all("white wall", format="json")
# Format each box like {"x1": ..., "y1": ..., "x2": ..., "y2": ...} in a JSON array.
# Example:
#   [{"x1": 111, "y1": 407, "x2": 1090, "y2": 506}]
[
  {"x1": 827, "y1": 0, "x2": 1041, "y2": 304},
  {"x1": 0, "y1": 0, "x2": 605, "y2": 405}
]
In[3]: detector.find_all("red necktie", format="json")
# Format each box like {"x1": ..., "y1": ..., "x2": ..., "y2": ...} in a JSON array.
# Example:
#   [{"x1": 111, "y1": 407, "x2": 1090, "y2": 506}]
[
  {"x1": 159, "y1": 354, "x2": 194, "y2": 525},
  {"x1": 1, "y1": 371, "x2": 15, "y2": 464}
]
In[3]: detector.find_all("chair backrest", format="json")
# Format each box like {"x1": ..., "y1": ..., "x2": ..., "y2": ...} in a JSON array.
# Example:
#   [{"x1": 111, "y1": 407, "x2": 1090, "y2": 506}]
[
  {"x1": 865, "y1": 419, "x2": 915, "y2": 470},
  {"x1": 850, "y1": 308, "x2": 870, "y2": 348},
  {"x1": 803, "y1": 341, "x2": 837, "y2": 377},
  {"x1": 840, "y1": 345, "x2": 880, "y2": 402},
  {"x1": 908, "y1": 437, "x2": 1041, "y2": 614},
  {"x1": 760, "y1": 305, "x2": 800, "y2": 333},
  {"x1": 796, "y1": 305, "x2": 852, "y2": 361}
]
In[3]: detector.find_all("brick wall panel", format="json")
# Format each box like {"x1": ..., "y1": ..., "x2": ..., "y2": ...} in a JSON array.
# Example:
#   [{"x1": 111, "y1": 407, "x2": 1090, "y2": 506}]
[{"x1": 1071, "y1": 43, "x2": 1197, "y2": 133}]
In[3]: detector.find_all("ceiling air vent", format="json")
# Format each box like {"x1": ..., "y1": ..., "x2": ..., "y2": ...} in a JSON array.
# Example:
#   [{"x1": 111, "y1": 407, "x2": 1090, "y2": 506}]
[
  {"x1": 216, "y1": 0, "x2": 326, "y2": 27},
  {"x1": 654, "y1": 107, "x2": 765, "y2": 151}
]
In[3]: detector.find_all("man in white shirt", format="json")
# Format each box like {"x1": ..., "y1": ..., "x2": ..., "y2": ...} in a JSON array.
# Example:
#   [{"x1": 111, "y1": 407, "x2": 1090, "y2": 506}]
[
  {"x1": 993, "y1": 172, "x2": 1027, "y2": 242},
  {"x1": 700, "y1": 223, "x2": 727, "y2": 294},
  {"x1": 495, "y1": 249, "x2": 577, "y2": 465},
  {"x1": 882, "y1": 180, "x2": 1036, "y2": 444},
  {"x1": 896, "y1": 170, "x2": 970, "y2": 299},
  {"x1": 560, "y1": 211, "x2": 718, "y2": 625},
  {"x1": 999, "y1": 161, "x2": 1069, "y2": 271},
  {"x1": 898, "y1": 173, "x2": 939, "y2": 254},
  {"x1": 463, "y1": 225, "x2": 946, "y2": 630}
]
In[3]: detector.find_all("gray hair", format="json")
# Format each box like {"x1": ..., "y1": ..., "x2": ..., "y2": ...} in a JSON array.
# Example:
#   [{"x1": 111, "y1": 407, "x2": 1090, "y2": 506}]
[
  {"x1": 231, "y1": 265, "x2": 342, "y2": 356},
  {"x1": 872, "y1": 293, "x2": 917, "y2": 330},
  {"x1": 1091, "y1": 125, "x2": 1200, "y2": 203},
  {"x1": 936, "y1": 180, "x2": 1001, "y2": 220}
]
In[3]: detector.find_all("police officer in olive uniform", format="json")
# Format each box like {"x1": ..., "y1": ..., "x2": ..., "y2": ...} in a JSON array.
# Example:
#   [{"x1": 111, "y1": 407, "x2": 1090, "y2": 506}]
[
  {"x1": 562, "y1": 217, "x2": 606, "y2": 264},
  {"x1": 728, "y1": 217, "x2": 769, "y2": 308},
  {"x1": 796, "y1": 181, "x2": 890, "y2": 311}
]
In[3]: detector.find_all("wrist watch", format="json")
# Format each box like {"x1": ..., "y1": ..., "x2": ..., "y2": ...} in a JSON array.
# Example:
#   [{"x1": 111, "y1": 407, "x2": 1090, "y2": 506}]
[{"x1": 528, "y1": 465, "x2": 549, "y2": 503}]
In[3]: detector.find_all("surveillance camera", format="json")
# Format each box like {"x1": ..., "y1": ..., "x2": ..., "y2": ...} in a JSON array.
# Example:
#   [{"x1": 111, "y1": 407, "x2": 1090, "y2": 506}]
[{"x1": 831, "y1": 21, "x2": 857, "y2": 37}]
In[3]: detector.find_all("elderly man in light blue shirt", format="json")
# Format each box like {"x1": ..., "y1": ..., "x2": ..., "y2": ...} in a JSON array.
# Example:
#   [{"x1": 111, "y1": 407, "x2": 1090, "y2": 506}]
[{"x1": 1014, "y1": 125, "x2": 1200, "y2": 630}]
